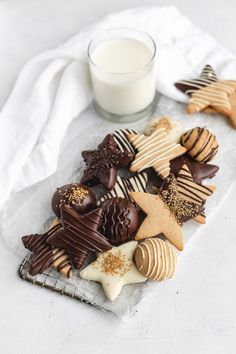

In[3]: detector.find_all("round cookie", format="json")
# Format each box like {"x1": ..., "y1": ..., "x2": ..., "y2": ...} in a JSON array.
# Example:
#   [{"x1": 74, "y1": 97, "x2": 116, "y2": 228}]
[
  {"x1": 100, "y1": 197, "x2": 138, "y2": 245},
  {"x1": 135, "y1": 238, "x2": 177, "y2": 280},
  {"x1": 145, "y1": 116, "x2": 183, "y2": 143},
  {"x1": 51, "y1": 183, "x2": 96, "y2": 218},
  {"x1": 181, "y1": 127, "x2": 218, "y2": 162}
]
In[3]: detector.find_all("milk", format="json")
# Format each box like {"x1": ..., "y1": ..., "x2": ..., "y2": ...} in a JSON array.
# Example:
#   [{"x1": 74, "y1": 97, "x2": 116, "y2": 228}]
[{"x1": 89, "y1": 37, "x2": 156, "y2": 116}]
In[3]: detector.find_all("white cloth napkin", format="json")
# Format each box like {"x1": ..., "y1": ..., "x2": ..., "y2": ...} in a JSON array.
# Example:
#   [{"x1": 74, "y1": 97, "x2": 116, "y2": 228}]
[{"x1": 1, "y1": 5, "x2": 236, "y2": 210}]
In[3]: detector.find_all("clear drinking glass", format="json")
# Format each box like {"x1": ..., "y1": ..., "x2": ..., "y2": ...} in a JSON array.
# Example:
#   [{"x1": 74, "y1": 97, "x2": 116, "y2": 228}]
[{"x1": 88, "y1": 28, "x2": 157, "y2": 123}]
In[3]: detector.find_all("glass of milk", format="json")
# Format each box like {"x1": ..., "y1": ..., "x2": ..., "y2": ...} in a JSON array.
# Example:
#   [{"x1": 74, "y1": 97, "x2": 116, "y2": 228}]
[{"x1": 88, "y1": 28, "x2": 157, "y2": 123}]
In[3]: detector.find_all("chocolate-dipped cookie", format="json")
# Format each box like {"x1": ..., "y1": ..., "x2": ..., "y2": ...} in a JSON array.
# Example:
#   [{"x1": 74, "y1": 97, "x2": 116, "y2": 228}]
[
  {"x1": 47, "y1": 204, "x2": 112, "y2": 270},
  {"x1": 112, "y1": 128, "x2": 137, "y2": 154},
  {"x1": 100, "y1": 197, "x2": 138, "y2": 245},
  {"x1": 51, "y1": 183, "x2": 96, "y2": 218},
  {"x1": 181, "y1": 127, "x2": 218, "y2": 163},
  {"x1": 81, "y1": 134, "x2": 133, "y2": 190},
  {"x1": 22, "y1": 222, "x2": 72, "y2": 278},
  {"x1": 170, "y1": 154, "x2": 219, "y2": 183},
  {"x1": 175, "y1": 65, "x2": 217, "y2": 96},
  {"x1": 159, "y1": 174, "x2": 203, "y2": 224},
  {"x1": 97, "y1": 172, "x2": 148, "y2": 205}
]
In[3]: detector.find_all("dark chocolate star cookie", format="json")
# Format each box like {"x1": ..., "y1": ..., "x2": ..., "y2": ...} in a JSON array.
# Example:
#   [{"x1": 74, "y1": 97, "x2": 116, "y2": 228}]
[
  {"x1": 47, "y1": 204, "x2": 112, "y2": 270},
  {"x1": 22, "y1": 222, "x2": 72, "y2": 278},
  {"x1": 80, "y1": 134, "x2": 133, "y2": 190}
]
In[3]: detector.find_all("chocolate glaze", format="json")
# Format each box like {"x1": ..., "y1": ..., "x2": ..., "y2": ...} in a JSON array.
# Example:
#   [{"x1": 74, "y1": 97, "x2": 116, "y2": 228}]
[
  {"x1": 80, "y1": 134, "x2": 133, "y2": 190},
  {"x1": 100, "y1": 197, "x2": 138, "y2": 245},
  {"x1": 51, "y1": 183, "x2": 96, "y2": 218},
  {"x1": 22, "y1": 224, "x2": 72, "y2": 277},
  {"x1": 47, "y1": 204, "x2": 112, "y2": 270},
  {"x1": 170, "y1": 154, "x2": 219, "y2": 183}
]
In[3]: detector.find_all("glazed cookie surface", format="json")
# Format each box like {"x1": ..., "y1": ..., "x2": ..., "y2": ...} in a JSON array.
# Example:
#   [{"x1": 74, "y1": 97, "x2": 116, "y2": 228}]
[
  {"x1": 181, "y1": 127, "x2": 218, "y2": 163},
  {"x1": 81, "y1": 134, "x2": 133, "y2": 190},
  {"x1": 51, "y1": 183, "x2": 96, "y2": 218},
  {"x1": 100, "y1": 197, "x2": 138, "y2": 245},
  {"x1": 80, "y1": 241, "x2": 146, "y2": 301},
  {"x1": 128, "y1": 129, "x2": 186, "y2": 179},
  {"x1": 135, "y1": 238, "x2": 177, "y2": 280}
]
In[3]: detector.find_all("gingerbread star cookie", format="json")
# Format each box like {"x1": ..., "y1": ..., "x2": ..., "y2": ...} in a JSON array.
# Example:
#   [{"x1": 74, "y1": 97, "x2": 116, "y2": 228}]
[
  {"x1": 127, "y1": 129, "x2": 186, "y2": 179},
  {"x1": 175, "y1": 64, "x2": 217, "y2": 96},
  {"x1": 80, "y1": 134, "x2": 133, "y2": 190},
  {"x1": 130, "y1": 192, "x2": 184, "y2": 251},
  {"x1": 47, "y1": 204, "x2": 112, "y2": 270},
  {"x1": 176, "y1": 164, "x2": 216, "y2": 224},
  {"x1": 80, "y1": 241, "x2": 146, "y2": 301},
  {"x1": 97, "y1": 172, "x2": 148, "y2": 205},
  {"x1": 176, "y1": 65, "x2": 236, "y2": 124},
  {"x1": 22, "y1": 221, "x2": 72, "y2": 278}
]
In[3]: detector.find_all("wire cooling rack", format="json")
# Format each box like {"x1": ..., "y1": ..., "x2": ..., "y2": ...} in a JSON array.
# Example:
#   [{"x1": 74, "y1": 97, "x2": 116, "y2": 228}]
[{"x1": 18, "y1": 254, "x2": 107, "y2": 313}]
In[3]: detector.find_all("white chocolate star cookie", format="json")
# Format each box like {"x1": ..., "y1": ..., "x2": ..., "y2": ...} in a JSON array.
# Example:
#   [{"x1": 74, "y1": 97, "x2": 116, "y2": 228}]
[{"x1": 80, "y1": 241, "x2": 146, "y2": 301}]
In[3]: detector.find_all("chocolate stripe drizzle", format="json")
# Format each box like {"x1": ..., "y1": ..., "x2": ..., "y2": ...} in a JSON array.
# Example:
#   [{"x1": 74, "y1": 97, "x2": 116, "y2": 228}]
[
  {"x1": 22, "y1": 223, "x2": 72, "y2": 277},
  {"x1": 175, "y1": 65, "x2": 218, "y2": 96},
  {"x1": 97, "y1": 173, "x2": 148, "y2": 205},
  {"x1": 112, "y1": 129, "x2": 137, "y2": 154},
  {"x1": 47, "y1": 204, "x2": 112, "y2": 270},
  {"x1": 181, "y1": 128, "x2": 218, "y2": 163},
  {"x1": 176, "y1": 164, "x2": 215, "y2": 222}
]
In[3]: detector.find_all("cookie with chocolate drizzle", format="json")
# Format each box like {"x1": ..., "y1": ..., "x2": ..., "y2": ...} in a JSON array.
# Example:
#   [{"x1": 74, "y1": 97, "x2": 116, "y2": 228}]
[
  {"x1": 181, "y1": 127, "x2": 218, "y2": 163},
  {"x1": 100, "y1": 197, "x2": 139, "y2": 245},
  {"x1": 22, "y1": 222, "x2": 72, "y2": 278}
]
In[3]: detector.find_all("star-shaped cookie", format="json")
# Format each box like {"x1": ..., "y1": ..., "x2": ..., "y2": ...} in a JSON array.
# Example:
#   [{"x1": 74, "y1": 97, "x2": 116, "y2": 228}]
[
  {"x1": 175, "y1": 64, "x2": 217, "y2": 96},
  {"x1": 176, "y1": 164, "x2": 216, "y2": 224},
  {"x1": 80, "y1": 134, "x2": 133, "y2": 190},
  {"x1": 130, "y1": 192, "x2": 184, "y2": 251},
  {"x1": 188, "y1": 80, "x2": 236, "y2": 120},
  {"x1": 175, "y1": 65, "x2": 236, "y2": 123},
  {"x1": 80, "y1": 241, "x2": 146, "y2": 301},
  {"x1": 47, "y1": 204, "x2": 112, "y2": 270},
  {"x1": 170, "y1": 154, "x2": 219, "y2": 183},
  {"x1": 127, "y1": 129, "x2": 186, "y2": 179},
  {"x1": 159, "y1": 174, "x2": 203, "y2": 224},
  {"x1": 97, "y1": 172, "x2": 148, "y2": 205},
  {"x1": 22, "y1": 222, "x2": 72, "y2": 278}
]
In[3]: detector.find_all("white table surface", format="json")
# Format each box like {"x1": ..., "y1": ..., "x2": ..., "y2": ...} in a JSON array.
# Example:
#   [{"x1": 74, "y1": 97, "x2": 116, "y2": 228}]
[{"x1": 1, "y1": 1, "x2": 236, "y2": 353}]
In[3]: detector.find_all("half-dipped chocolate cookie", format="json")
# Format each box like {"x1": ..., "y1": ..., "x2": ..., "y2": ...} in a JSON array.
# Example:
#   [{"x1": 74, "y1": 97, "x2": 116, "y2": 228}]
[
  {"x1": 51, "y1": 183, "x2": 96, "y2": 218},
  {"x1": 170, "y1": 154, "x2": 219, "y2": 183}
]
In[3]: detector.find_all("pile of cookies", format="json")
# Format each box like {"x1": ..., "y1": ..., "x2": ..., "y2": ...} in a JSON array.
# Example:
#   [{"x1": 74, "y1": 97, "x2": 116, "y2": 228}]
[{"x1": 21, "y1": 117, "x2": 219, "y2": 302}]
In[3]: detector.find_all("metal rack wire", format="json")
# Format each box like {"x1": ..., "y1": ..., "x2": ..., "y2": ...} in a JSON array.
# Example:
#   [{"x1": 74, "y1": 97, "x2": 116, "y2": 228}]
[{"x1": 18, "y1": 255, "x2": 106, "y2": 313}]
